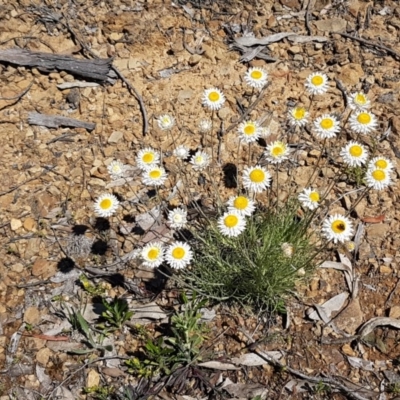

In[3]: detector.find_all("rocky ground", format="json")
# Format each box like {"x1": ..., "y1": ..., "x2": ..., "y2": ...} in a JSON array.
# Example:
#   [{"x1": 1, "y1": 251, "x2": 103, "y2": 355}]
[{"x1": 1, "y1": 0, "x2": 400, "y2": 399}]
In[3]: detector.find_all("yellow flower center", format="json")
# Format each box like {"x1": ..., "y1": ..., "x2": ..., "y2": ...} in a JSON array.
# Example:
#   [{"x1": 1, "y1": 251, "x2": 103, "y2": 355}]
[
  {"x1": 309, "y1": 192, "x2": 320, "y2": 202},
  {"x1": 172, "y1": 247, "x2": 185, "y2": 260},
  {"x1": 143, "y1": 153, "x2": 155, "y2": 163},
  {"x1": 150, "y1": 169, "x2": 161, "y2": 179},
  {"x1": 249, "y1": 169, "x2": 265, "y2": 183},
  {"x1": 112, "y1": 166, "x2": 121, "y2": 172},
  {"x1": 272, "y1": 145, "x2": 284, "y2": 157},
  {"x1": 349, "y1": 145, "x2": 362, "y2": 157},
  {"x1": 354, "y1": 93, "x2": 367, "y2": 105},
  {"x1": 224, "y1": 215, "x2": 239, "y2": 228},
  {"x1": 311, "y1": 75, "x2": 323, "y2": 86},
  {"x1": 357, "y1": 112, "x2": 371, "y2": 125},
  {"x1": 148, "y1": 248, "x2": 160, "y2": 260},
  {"x1": 331, "y1": 220, "x2": 346, "y2": 234},
  {"x1": 250, "y1": 70, "x2": 262, "y2": 80},
  {"x1": 320, "y1": 118, "x2": 334, "y2": 130},
  {"x1": 208, "y1": 91, "x2": 220, "y2": 102},
  {"x1": 244, "y1": 124, "x2": 256, "y2": 136},
  {"x1": 233, "y1": 196, "x2": 249, "y2": 210},
  {"x1": 195, "y1": 156, "x2": 204, "y2": 164},
  {"x1": 375, "y1": 159, "x2": 388, "y2": 169},
  {"x1": 293, "y1": 107, "x2": 306, "y2": 120},
  {"x1": 162, "y1": 117, "x2": 170, "y2": 124},
  {"x1": 100, "y1": 198, "x2": 112, "y2": 210},
  {"x1": 372, "y1": 169, "x2": 386, "y2": 181}
]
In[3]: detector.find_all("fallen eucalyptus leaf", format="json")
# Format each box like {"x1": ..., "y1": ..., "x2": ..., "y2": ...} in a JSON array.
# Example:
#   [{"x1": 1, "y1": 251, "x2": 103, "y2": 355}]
[
  {"x1": 307, "y1": 292, "x2": 349, "y2": 321},
  {"x1": 358, "y1": 317, "x2": 400, "y2": 337},
  {"x1": 231, "y1": 351, "x2": 282, "y2": 366},
  {"x1": 197, "y1": 361, "x2": 239, "y2": 370},
  {"x1": 347, "y1": 356, "x2": 374, "y2": 371}
]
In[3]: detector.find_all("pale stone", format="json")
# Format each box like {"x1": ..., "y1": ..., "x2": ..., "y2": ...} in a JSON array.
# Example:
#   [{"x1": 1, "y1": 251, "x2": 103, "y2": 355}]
[
  {"x1": 86, "y1": 369, "x2": 100, "y2": 387},
  {"x1": 11, "y1": 263, "x2": 24, "y2": 273},
  {"x1": 389, "y1": 306, "x2": 400, "y2": 319},
  {"x1": 334, "y1": 298, "x2": 363, "y2": 334},
  {"x1": 366, "y1": 223, "x2": 389, "y2": 239},
  {"x1": 32, "y1": 258, "x2": 57, "y2": 279},
  {"x1": 10, "y1": 218, "x2": 22, "y2": 231},
  {"x1": 23, "y1": 217, "x2": 36, "y2": 231},
  {"x1": 314, "y1": 18, "x2": 347, "y2": 33},
  {"x1": 107, "y1": 131, "x2": 124, "y2": 143},
  {"x1": 36, "y1": 347, "x2": 53, "y2": 365},
  {"x1": 24, "y1": 306, "x2": 41, "y2": 325},
  {"x1": 339, "y1": 63, "x2": 364, "y2": 86}
]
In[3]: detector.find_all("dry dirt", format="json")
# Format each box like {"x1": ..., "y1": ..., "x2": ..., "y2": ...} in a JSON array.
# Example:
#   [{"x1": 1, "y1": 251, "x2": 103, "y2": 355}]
[{"x1": 1, "y1": 0, "x2": 400, "y2": 399}]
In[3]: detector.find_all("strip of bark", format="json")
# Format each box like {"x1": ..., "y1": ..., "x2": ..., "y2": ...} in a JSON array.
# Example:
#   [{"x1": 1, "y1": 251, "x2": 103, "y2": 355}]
[
  {"x1": 28, "y1": 112, "x2": 95, "y2": 131},
  {"x1": 0, "y1": 48, "x2": 113, "y2": 81}
]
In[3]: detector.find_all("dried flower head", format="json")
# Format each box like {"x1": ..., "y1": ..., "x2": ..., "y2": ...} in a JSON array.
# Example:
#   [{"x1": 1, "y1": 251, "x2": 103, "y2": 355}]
[
  {"x1": 107, "y1": 160, "x2": 127, "y2": 180},
  {"x1": 190, "y1": 150, "x2": 211, "y2": 171},
  {"x1": 198, "y1": 118, "x2": 213, "y2": 133},
  {"x1": 173, "y1": 145, "x2": 190, "y2": 160},
  {"x1": 281, "y1": 242, "x2": 294, "y2": 258},
  {"x1": 167, "y1": 207, "x2": 188, "y2": 229}
]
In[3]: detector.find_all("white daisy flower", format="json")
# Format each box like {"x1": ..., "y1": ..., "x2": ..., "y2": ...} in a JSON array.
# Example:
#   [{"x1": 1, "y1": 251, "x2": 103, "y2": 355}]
[
  {"x1": 322, "y1": 214, "x2": 354, "y2": 244},
  {"x1": 94, "y1": 193, "x2": 119, "y2": 217},
  {"x1": 141, "y1": 241, "x2": 164, "y2": 268},
  {"x1": 198, "y1": 118, "x2": 213, "y2": 133},
  {"x1": 107, "y1": 160, "x2": 127, "y2": 180},
  {"x1": 367, "y1": 156, "x2": 394, "y2": 172},
  {"x1": 264, "y1": 141, "x2": 291, "y2": 164},
  {"x1": 227, "y1": 195, "x2": 256, "y2": 216},
  {"x1": 365, "y1": 168, "x2": 392, "y2": 190},
  {"x1": 157, "y1": 114, "x2": 175, "y2": 130},
  {"x1": 243, "y1": 165, "x2": 271, "y2": 193},
  {"x1": 167, "y1": 207, "x2": 188, "y2": 229},
  {"x1": 305, "y1": 72, "x2": 329, "y2": 95},
  {"x1": 218, "y1": 211, "x2": 247, "y2": 237},
  {"x1": 244, "y1": 67, "x2": 268, "y2": 89},
  {"x1": 165, "y1": 241, "x2": 193, "y2": 269},
  {"x1": 340, "y1": 141, "x2": 368, "y2": 167},
  {"x1": 298, "y1": 188, "x2": 320, "y2": 210},
  {"x1": 288, "y1": 106, "x2": 309, "y2": 127},
  {"x1": 237, "y1": 120, "x2": 261, "y2": 143},
  {"x1": 190, "y1": 150, "x2": 211, "y2": 171},
  {"x1": 202, "y1": 88, "x2": 225, "y2": 111},
  {"x1": 173, "y1": 145, "x2": 190, "y2": 160},
  {"x1": 136, "y1": 148, "x2": 160, "y2": 170},
  {"x1": 313, "y1": 114, "x2": 341, "y2": 139},
  {"x1": 348, "y1": 92, "x2": 370, "y2": 111},
  {"x1": 348, "y1": 111, "x2": 378, "y2": 134},
  {"x1": 142, "y1": 166, "x2": 168, "y2": 186}
]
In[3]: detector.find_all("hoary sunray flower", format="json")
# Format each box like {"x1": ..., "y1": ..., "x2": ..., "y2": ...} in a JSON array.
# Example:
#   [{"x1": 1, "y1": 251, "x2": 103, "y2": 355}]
[
  {"x1": 313, "y1": 114, "x2": 341, "y2": 139},
  {"x1": 107, "y1": 160, "x2": 127, "y2": 180},
  {"x1": 136, "y1": 148, "x2": 160, "y2": 170},
  {"x1": 305, "y1": 72, "x2": 329, "y2": 95},
  {"x1": 166, "y1": 241, "x2": 193, "y2": 269},
  {"x1": 202, "y1": 88, "x2": 225, "y2": 110},
  {"x1": 218, "y1": 211, "x2": 246, "y2": 237},
  {"x1": 141, "y1": 241, "x2": 164, "y2": 268},
  {"x1": 94, "y1": 193, "x2": 119, "y2": 217},
  {"x1": 348, "y1": 92, "x2": 370, "y2": 111},
  {"x1": 237, "y1": 120, "x2": 261, "y2": 143},
  {"x1": 167, "y1": 207, "x2": 188, "y2": 229},
  {"x1": 288, "y1": 106, "x2": 309, "y2": 127},
  {"x1": 227, "y1": 195, "x2": 256, "y2": 216},
  {"x1": 142, "y1": 166, "x2": 168, "y2": 186},
  {"x1": 349, "y1": 110, "x2": 377, "y2": 134},
  {"x1": 190, "y1": 150, "x2": 211, "y2": 170},
  {"x1": 259, "y1": 126, "x2": 271, "y2": 138},
  {"x1": 340, "y1": 141, "x2": 368, "y2": 167},
  {"x1": 367, "y1": 156, "x2": 394, "y2": 172},
  {"x1": 298, "y1": 188, "x2": 320, "y2": 210},
  {"x1": 322, "y1": 214, "x2": 354, "y2": 244},
  {"x1": 264, "y1": 141, "x2": 291, "y2": 164},
  {"x1": 244, "y1": 67, "x2": 268, "y2": 89},
  {"x1": 365, "y1": 168, "x2": 392, "y2": 190},
  {"x1": 173, "y1": 145, "x2": 190, "y2": 160},
  {"x1": 243, "y1": 165, "x2": 271, "y2": 193},
  {"x1": 157, "y1": 114, "x2": 175, "y2": 130},
  {"x1": 198, "y1": 118, "x2": 213, "y2": 133}
]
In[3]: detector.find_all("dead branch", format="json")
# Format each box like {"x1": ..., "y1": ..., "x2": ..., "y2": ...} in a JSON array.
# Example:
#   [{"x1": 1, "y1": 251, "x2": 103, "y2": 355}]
[
  {"x1": 337, "y1": 32, "x2": 400, "y2": 61},
  {"x1": 28, "y1": 112, "x2": 95, "y2": 131},
  {"x1": 0, "y1": 48, "x2": 113, "y2": 81}
]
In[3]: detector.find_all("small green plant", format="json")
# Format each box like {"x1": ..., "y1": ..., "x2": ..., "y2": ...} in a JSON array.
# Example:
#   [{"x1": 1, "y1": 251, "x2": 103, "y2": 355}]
[
  {"x1": 79, "y1": 274, "x2": 107, "y2": 296},
  {"x1": 98, "y1": 296, "x2": 133, "y2": 331},
  {"x1": 387, "y1": 382, "x2": 400, "y2": 394},
  {"x1": 82, "y1": 385, "x2": 114, "y2": 399},
  {"x1": 180, "y1": 200, "x2": 317, "y2": 312},
  {"x1": 125, "y1": 292, "x2": 208, "y2": 377}
]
